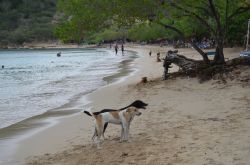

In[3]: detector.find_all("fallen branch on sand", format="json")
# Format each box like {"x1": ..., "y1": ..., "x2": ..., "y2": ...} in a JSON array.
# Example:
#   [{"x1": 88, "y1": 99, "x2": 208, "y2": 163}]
[{"x1": 166, "y1": 50, "x2": 250, "y2": 82}]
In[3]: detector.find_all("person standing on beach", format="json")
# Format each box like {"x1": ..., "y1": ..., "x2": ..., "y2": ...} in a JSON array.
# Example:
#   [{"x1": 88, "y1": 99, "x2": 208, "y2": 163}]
[
  {"x1": 149, "y1": 51, "x2": 152, "y2": 56},
  {"x1": 156, "y1": 52, "x2": 161, "y2": 62},
  {"x1": 115, "y1": 44, "x2": 118, "y2": 55},
  {"x1": 2, "y1": 65, "x2": 4, "y2": 69},
  {"x1": 163, "y1": 54, "x2": 172, "y2": 80},
  {"x1": 121, "y1": 44, "x2": 124, "y2": 55}
]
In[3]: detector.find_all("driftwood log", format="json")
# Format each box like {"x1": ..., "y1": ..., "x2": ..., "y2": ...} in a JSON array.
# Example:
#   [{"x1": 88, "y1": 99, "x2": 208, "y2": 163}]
[
  {"x1": 166, "y1": 50, "x2": 250, "y2": 82},
  {"x1": 166, "y1": 50, "x2": 202, "y2": 75}
]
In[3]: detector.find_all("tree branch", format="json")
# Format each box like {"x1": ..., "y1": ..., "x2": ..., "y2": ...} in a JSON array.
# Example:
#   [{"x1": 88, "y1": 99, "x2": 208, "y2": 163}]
[
  {"x1": 194, "y1": 6, "x2": 213, "y2": 17},
  {"x1": 156, "y1": 21, "x2": 184, "y2": 36},
  {"x1": 156, "y1": 21, "x2": 210, "y2": 64},
  {"x1": 208, "y1": 0, "x2": 222, "y2": 33},
  {"x1": 168, "y1": 0, "x2": 216, "y2": 35},
  {"x1": 228, "y1": 4, "x2": 250, "y2": 21},
  {"x1": 224, "y1": 0, "x2": 229, "y2": 37}
]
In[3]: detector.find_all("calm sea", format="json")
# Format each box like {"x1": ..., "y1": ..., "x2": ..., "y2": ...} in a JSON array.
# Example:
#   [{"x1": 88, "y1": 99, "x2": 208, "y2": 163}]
[{"x1": 0, "y1": 48, "x2": 135, "y2": 129}]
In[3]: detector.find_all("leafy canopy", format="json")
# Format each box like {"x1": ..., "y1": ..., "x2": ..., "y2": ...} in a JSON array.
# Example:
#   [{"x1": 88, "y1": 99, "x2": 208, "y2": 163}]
[{"x1": 57, "y1": 0, "x2": 249, "y2": 42}]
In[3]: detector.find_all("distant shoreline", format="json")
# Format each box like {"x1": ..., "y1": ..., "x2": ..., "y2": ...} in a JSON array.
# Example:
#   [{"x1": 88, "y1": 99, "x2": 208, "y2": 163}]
[
  {"x1": 0, "y1": 41, "x2": 99, "y2": 50},
  {"x1": 0, "y1": 42, "x2": 140, "y2": 50}
]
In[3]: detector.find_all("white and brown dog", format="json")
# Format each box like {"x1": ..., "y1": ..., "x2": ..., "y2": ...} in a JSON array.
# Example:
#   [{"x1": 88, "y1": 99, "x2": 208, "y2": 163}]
[
  {"x1": 84, "y1": 100, "x2": 148, "y2": 140},
  {"x1": 86, "y1": 106, "x2": 141, "y2": 148}
]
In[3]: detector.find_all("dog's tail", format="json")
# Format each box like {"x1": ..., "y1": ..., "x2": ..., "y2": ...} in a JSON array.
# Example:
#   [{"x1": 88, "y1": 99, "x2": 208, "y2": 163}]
[{"x1": 83, "y1": 111, "x2": 92, "y2": 116}]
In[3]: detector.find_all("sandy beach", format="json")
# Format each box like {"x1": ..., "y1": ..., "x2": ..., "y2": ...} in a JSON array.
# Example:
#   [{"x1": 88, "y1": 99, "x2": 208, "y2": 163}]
[{"x1": 7, "y1": 45, "x2": 250, "y2": 165}]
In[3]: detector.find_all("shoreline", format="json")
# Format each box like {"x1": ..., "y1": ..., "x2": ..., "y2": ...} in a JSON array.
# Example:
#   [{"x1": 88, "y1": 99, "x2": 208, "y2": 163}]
[
  {"x1": 10, "y1": 45, "x2": 162, "y2": 164},
  {"x1": 5, "y1": 45, "x2": 176, "y2": 164},
  {"x1": 0, "y1": 42, "x2": 92, "y2": 50},
  {"x1": 1, "y1": 45, "x2": 249, "y2": 165},
  {"x1": 0, "y1": 48, "x2": 138, "y2": 164}
]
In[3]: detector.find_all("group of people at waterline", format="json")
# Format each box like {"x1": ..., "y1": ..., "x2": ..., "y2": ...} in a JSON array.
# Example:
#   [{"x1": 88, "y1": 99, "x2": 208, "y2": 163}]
[{"x1": 110, "y1": 43, "x2": 124, "y2": 55}]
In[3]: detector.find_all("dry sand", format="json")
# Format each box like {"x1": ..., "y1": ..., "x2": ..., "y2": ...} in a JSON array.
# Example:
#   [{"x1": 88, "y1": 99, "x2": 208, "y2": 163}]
[{"x1": 14, "y1": 45, "x2": 250, "y2": 165}]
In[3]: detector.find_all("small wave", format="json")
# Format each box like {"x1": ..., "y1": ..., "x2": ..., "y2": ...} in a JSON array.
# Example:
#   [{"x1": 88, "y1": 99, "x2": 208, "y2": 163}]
[
  {"x1": 55, "y1": 65, "x2": 71, "y2": 68},
  {"x1": 28, "y1": 92, "x2": 56, "y2": 99},
  {"x1": 4, "y1": 66, "x2": 33, "y2": 70}
]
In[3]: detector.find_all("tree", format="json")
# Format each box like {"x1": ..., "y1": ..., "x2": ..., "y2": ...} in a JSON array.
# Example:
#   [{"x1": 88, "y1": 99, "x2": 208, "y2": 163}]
[
  {"x1": 57, "y1": 0, "x2": 250, "y2": 64},
  {"x1": 56, "y1": 0, "x2": 114, "y2": 43}
]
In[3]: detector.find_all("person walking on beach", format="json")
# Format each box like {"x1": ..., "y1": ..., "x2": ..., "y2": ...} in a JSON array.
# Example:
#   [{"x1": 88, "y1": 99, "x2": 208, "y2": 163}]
[
  {"x1": 121, "y1": 44, "x2": 124, "y2": 55},
  {"x1": 149, "y1": 51, "x2": 152, "y2": 56},
  {"x1": 2, "y1": 65, "x2": 4, "y2": 69},
  {"x1": 115, "y1": 44, "x2": 118, "y2": 55}
]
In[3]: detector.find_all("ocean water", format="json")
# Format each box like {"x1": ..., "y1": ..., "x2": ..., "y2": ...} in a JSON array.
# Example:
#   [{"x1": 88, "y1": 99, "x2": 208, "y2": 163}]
[{"x1": 0, "y1": 48, "x2": 135, "y2": 129}]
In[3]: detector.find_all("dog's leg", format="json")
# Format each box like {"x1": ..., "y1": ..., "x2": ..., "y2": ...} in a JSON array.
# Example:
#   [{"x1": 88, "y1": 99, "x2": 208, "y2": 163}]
[
  {"x1": 120, "y1": 126, "x2": 124, "y2": 142},
  {"x1": 95, "y1": 122, "x2": 104, "y2": 149},
  {"x1": 95, "y1": 127, "x2": 102, "y2": 149},
  {"x1": 127, "y1": 117, "x2": 134, "y2": 140},
  {"x1": 102, "y1": 122, "x2": 108, "y2": 139},
  {"x1": 121, "y1": 120, "x2": 129, "y2": 141},
  {"x1": 92, "y1": 127, "x2": 97, "y2": 141},
  {"x1": 127, "y1": 122, "x2": 132, "y2": 142},
  {"x1": 124, "y1": 126, "x2": 129, "y2": 141}
]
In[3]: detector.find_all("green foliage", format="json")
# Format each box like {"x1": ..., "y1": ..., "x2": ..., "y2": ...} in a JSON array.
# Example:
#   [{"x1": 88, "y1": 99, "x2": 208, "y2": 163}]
[
  {"x1": 55, "y1": 0, "x2": 117, "y2": 43},
  {"x1": 56, "y1": 0, "x2": 249, "y2": 42},
  {"x1": 84, "y1": 22, "x2": 179, "y2": 44},
  {"x1": 55, "y1": 20, "x2": 85, "y2": 43},
  {"x1": 0, "y1": 0, "x2": 57, "y2": 45},
  {"x1": 85, "y1": 27, "x2": 127, "y2": 44},
  {"x1": 165, "y1": 0, "x2": 249, "y2": 39},
  {"x1": 1, "y1": 0, "x2": 249, "y2": 48},
  {"x1": 128, "y1": 22, "x2": 174, "y2": 42},
  {"x1": 56, "y1": 0, "x2": 250, "y2": 63},
  {"x1": 227, "y1": 12, "x2": 250, "y2": 45}
]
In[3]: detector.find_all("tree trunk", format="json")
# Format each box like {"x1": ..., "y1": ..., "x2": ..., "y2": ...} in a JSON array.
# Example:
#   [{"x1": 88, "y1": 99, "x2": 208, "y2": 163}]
[
  {"x1": 214, "y1": 38, "x2": 225, "y2": 64},
  {"x1": 189, "y1": 41, "x2": 210, "y2": 64}
]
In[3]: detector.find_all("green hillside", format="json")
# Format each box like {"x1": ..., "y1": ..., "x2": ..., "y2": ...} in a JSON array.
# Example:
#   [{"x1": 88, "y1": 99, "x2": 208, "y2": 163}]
[{"x1": 0, "y1": 0, "x2": 57, "y2": 47}]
